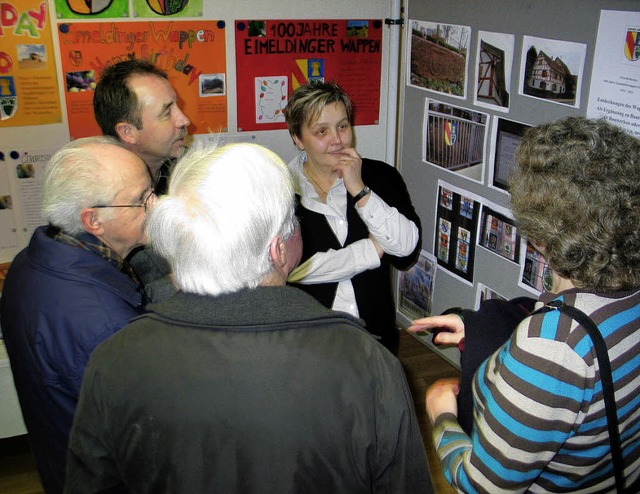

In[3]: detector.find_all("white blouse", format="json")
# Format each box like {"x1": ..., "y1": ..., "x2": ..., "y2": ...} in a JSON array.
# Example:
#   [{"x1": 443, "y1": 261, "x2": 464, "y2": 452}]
[{"x1": 288, "y1": 152, "x2": 419, "y2": 317}]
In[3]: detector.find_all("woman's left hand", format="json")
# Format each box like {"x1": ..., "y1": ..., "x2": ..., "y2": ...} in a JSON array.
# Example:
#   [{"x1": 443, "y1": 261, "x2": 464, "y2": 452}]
[{"x1": 426, "y1": 377, "x2": 460, "y2": 424}]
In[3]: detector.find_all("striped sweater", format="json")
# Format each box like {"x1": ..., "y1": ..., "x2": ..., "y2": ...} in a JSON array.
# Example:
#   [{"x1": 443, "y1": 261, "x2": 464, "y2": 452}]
[{"x1": 434, "y1": 288, "x2": 640, "y2": 493}]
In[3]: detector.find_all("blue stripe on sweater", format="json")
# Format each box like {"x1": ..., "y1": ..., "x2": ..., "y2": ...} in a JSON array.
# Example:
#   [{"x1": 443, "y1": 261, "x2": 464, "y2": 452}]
[{"x1": 472, "y1": 432, "x2": 540, "y2": 483}]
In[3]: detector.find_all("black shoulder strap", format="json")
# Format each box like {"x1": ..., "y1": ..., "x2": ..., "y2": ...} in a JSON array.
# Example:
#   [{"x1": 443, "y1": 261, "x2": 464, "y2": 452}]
[{"x1": 535, "y1": 300, "x2": 626, "y2": 492}]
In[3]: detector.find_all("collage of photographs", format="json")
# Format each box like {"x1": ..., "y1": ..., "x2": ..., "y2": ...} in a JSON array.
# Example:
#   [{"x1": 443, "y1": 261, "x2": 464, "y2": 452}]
[{"x1": 397, "y1": 11, "x2": 639, "y2": 321}]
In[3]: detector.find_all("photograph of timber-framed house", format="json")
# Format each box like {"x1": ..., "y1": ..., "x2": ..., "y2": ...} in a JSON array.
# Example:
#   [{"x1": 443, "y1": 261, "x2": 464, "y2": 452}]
[
  {"x1": 476, "y1": 40, "x2": 510, "y2": 108},
  {"x1": 519, "y1": 36, "x2": 586, "y2": 108},
  {"x1": 525, "y1": 50, "x2": 573, "y2": 98}
]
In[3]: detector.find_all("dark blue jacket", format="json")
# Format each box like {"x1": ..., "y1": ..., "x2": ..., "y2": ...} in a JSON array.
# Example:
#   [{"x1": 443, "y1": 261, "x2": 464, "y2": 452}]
[{"x1": 1, "y1": 226, "x2": 143, "y2": 494}]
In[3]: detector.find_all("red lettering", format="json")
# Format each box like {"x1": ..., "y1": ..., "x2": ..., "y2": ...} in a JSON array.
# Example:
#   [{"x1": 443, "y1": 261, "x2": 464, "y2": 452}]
[
  {"x1": 0, "y1": 3, "x2": 19, "y2": 35},
  {"x1": 29, "y1": 2, "x2": 47, "y2": 30},
  {"x1": 0, "y1": 51, "x2": 13, "y2": 74}
]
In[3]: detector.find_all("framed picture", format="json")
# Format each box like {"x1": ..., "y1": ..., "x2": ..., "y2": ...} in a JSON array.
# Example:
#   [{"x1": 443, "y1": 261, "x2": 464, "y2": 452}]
[{"x1": 490, "y1": 118, "x2": 530, "y2": 191}]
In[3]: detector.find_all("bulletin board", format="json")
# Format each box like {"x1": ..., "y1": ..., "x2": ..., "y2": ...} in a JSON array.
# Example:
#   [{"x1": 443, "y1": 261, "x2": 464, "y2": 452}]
[
  {"x1": 0, "y1": 1, "x2": 393, "y2": 264},
  {"x1": 234, "y1": 19, "x2": 383, "y2": 132},
  {"x1": 397, "y1": 0, "x2": 640, "y2": 368},
  {"x1": 57, "y1": 19, "x2": 228, "y2": 139}
]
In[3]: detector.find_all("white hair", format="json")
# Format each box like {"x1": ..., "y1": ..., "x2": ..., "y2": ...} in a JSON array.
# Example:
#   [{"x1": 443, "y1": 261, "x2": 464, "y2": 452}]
[
  {"x1": 147, "y1": 142, "x2": 296, "y2": 296},
  {"x1": 42, "y1": 136, "x2": 124, "y2": 235}
]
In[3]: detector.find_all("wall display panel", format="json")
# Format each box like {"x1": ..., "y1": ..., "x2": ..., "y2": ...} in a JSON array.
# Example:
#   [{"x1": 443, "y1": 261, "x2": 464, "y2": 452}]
[
  {"x1": 399, "y1": 0, "x2": 639, "y2": 329},
  {"x1": 0, "y1": 0, "x2": 396, "y2": 441},
  {"x1": 0, "y1": 0, "x2": 393, "y2": 263},
  {"x1": 234, "y1": 19, "x2": 383, "y2": 132}
]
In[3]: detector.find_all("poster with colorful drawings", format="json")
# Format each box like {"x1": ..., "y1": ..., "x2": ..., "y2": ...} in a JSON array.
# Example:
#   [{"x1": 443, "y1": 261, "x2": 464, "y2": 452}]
[
  {"x1": 132, "y1": 0, "x2": 204, "y2": 18},
  {"x1": 54, "y1": 0, "x2": 129, "y2": 19},
  {"x1": 235, "y1": 19, "x2": 383, "y2": 132},
  {"x1": 57, "y1": 20, "x2": 227, "y2": 139},
  {"x1": 433, "y1": 180, "x2": 480, "y2": 284},
  {"x1": 0, "y1": 0, "x2": 62, "y2": 128}
]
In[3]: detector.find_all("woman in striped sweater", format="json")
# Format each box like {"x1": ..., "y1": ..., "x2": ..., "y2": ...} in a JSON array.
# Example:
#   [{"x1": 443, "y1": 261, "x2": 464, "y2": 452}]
[{"x1": 415, "y1": 116, "x2": 640, "y2": 493}]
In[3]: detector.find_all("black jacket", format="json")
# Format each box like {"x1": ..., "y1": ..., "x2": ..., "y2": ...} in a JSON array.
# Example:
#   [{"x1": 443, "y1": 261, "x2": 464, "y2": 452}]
[{"x1": 65, "y1": 286, "x2": 433, "y2": 494}]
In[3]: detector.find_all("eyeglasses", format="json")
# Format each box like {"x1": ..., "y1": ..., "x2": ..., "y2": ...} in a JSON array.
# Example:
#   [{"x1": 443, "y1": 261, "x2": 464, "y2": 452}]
[{"x1": 92, "y1": 189, "x2": 156, "y2": 213}]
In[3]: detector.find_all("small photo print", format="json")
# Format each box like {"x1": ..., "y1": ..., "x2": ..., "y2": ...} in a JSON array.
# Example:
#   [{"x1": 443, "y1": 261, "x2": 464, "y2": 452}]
[
  {"x1": 16, "y1": 163, "x2": 36, "y2": 179},
  {"x1": 455, "y1": 226, "x2": 471, "y2": 273},
  {"x1": 440, "y1": 187, "x2": 453, "y2": 210},
  {"x1": 474, "y1": 31, "x2": 514, "y2": 112},
  {"x1": 423, "y1": 99, "x2": 488, "y2": 184},
  {"x1": 17, "y1": 44, "x2": 48, "y2": 69},
  {"x1": 519, "y1": 35, "x2": 587, "y2": 108},
  {"x1": 520, "y1": 241, "x2": 552, "y2": 293},
  {"x1": 200, "y1": 74, "x2": 225, "y2": 96},
  {"x1": 437, "y1": 217, "x2": 451, "y2": 263},
  {"x1": 398, "y1": 250, "x2": 438, "y2": 319},
  {"x1": 459, "y1": 195, "x2": 474, "y2": 219},
  {"x1": 65, "y1": 70, "x2": 96, "y2": 92},
  {"x1": 408, "y1": 19, "x2": 471, "y2": 99},
  {"x1": 0, "y1": 195, "x2": 13, "y2": 209},
  {"x1": 479, "y1": 206, "x2": 519, "y2": 262},
  {"x1": 347, "y1": 20, "x2": 369, "y2": 37},
  {"x1": 248, "y1": 21, "x2": 266, "y2": 37}
]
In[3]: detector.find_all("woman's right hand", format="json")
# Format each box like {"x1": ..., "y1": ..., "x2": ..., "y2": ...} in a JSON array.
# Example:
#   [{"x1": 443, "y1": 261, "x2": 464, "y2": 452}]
[{"x1": 407, "y1": 313, "x2": 465, "y2": 346}]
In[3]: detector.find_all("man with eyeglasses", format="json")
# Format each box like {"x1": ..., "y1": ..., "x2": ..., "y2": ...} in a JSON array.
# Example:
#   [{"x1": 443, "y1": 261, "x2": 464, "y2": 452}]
[
  {"x1": 1, "y1": 136, "x2": 153, "y2": 494},
  {"x1": 64, "y1": 142, "x2": 433, "y2": 493}
]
